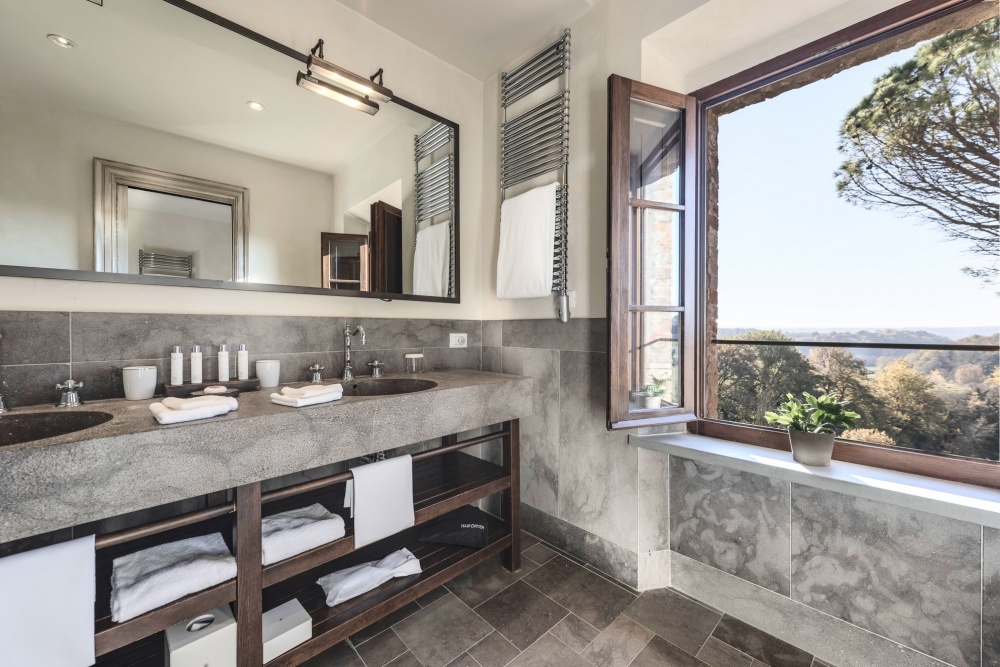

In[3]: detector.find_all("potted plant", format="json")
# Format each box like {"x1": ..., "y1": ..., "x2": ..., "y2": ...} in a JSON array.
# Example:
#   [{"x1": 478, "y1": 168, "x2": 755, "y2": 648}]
[
  {"x1": 642, "y1": 376, "x2": 667, "y2": 409},
  {"x1": 765, "y1": 392, "x2": 859, "y2": 466}
]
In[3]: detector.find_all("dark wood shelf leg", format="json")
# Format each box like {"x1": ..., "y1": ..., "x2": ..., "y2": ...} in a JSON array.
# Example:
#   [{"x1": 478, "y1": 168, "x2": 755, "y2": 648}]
[
  {"x1": 235, "y1": 482, "x2": 263, "y2": 667},
  {"x1": 502, "y1": 419, "x2": 521, "y2": 572}
]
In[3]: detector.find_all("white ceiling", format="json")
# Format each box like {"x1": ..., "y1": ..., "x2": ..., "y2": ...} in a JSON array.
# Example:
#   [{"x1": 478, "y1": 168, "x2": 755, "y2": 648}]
[
  {"x1": 0, "y1": 0, "x2": 436, "y2": 175},
  {"x1": 332, "y1": 0, "x2": 596, "y2": 81},
  {"x1": 128, "y1": 189, "x2": 233, "y2": 223}
]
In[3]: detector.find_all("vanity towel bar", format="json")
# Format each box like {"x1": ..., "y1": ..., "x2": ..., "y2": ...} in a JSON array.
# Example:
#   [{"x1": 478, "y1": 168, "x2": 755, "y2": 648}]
[
  {"x1": 500, "y1": 28, "x2": 571, "y2": 322},
  {"x1": 92, "y1": 427, "x2": 510, "y2": 550}
]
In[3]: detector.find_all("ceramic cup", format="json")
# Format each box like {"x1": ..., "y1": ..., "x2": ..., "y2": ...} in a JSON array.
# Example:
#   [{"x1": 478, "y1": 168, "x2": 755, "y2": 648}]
[
  {"x1": 123, "y1": 366, "x2": 158, "y2": 400},
  {"x1": 256, "y1": 360, "x2": 281, "y2": 388}
]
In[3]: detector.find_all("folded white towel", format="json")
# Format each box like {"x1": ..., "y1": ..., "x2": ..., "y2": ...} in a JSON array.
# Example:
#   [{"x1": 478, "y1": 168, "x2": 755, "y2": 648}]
[
  {"x1": 279, "y1": 384, "x2": 344, "y2": 399},
  {"x1": 497, "y1": 182, "x2": 558, "y2": 299},
  {"x1": 162, "y1": 396, "x2": 239, "y2": 411},
  {"x1": 110, "y1": 533, "x2": 237, "y2": 622},
  {"x1": 149, "y1": 399, "x2": 235, "y2": 424},
  {"x1": 317, "y1": 548, "x2": 421, "y2": 607},
  {"x1": 347, "y1": 455, "x2": 414, "y2": 547},
  {"x1": 0, "y1": 535, "x2": 95, "y2": 667},
  {"x1": 270, "y1": 392, "x2": 343, "y2": 408},
  {"x1": 261, "y1": 503, "x2": 346, "y2": 566},
  {"x1": 413, "y1": 221, "x2": 451, "y2": 297},
  {"x1": 203, "y1": 386, "x2": 229, "y2": 394}
]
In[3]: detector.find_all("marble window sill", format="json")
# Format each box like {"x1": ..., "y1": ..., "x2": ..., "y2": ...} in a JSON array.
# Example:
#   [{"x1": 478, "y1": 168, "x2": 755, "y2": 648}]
[{"x1": 628, "y1": 432, "x2": 1000, "y2": 529}]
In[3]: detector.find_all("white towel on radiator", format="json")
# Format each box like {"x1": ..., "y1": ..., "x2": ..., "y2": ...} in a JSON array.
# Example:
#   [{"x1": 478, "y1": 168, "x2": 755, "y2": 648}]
[
  {"x1": 497, "y1": 182, "x2": 557, "y2": 299},
  {"x1": 317, "y1": 548, "x2": 422, "y2": 607},
  {"x1": 345, "y1": 455, "x2": 414, "y2": 548},
  {"x1": 149, "y1": 398, "x2": 237, "y2": 424},
  {"x1": 261, "y1": 504, "x2": 346, "y2": 565},
  {"x1": 0, "y1": 535, "x2": 95, "y2": 667},
  {"x1": 270, "y1": 391, "x2": 342, "y2": 408},
  {"x1": 413, "y1": 221, "x2": 451, "y2": 297},
  {"x1": 110, "y1": 533, "x2": 237, "y2": 622},
  {"x1": 280, "y1": 384, "x2": 344, "y2": 399}
]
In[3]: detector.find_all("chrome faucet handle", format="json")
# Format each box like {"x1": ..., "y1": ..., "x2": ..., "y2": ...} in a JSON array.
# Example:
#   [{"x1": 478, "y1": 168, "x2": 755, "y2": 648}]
[
  {"x1": 0, "y1": 394, "x2": 9, "y2": 414},
  {"x1": 368, "y1": 360, "x2": 384, "y2": 378},
  {"x1": 308, "y1": 364, "x2": 325, "y2": 383},
  {"x1": 342, "y1": 362, "x2": 354, "y2": 382},
  {"x1": 55, "y1": 380, "x2": 84, "y2": 408}
]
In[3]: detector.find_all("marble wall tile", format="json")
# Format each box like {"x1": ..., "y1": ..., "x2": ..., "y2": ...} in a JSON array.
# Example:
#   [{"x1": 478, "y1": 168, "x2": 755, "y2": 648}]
[
  {"x1": 984, "y1": 526, "x2": 999, "y2": 667},
  {"x1": 347, "y1": 349, "x2": 419, "y2": 377},
  {"x1": 356, "y1": 318, "x2": 482, "y2": 350},
  {"x1": 671, "y1": 552, "x2": 953, "y2": 667},
  {"x1": 670, "y1": 456, "x2": 791, "y2": 596},
  {"x1": 0, "y1": 311, "x2": 70, "y2": 364},
  {"x1": 71, "y1": 358, "x2": 169, "y2": 401},
  {"x1": 522, "y1": 503, "x2": 639, "y2": 588},
  {"x1": 790, "y1": 485, "x2": 981, "y2": 667},
  {"x1": 502, "y1": 347, "x2": 560, "y2": 514},
  {"x1": 70, "y1": 313, "x2": 343, "y2": 361},
  {"x1": 482, "y1": 347, "x2": 502, "y2": 373},
  {"x1": 503, "y1": 318, "x2": 606, "y2": 352},
  {"x1": 558, "y1": 351, "x2": 638, "y2": 552},
  {"x1": 638, "y1": 448, "x2": 670, "y2": 553},
  {"x1": 0, "y1": 362, "x2": 71, "y2": 407},
  {"x1": 637, "y1": 549, "x2": 670, "y2": 591},
  {"x1": 483, "y1": 320, "x2": 502, "y2": 348},
  {"x1": 422, "y1": 346, "x2": 482, "y2": 371}
]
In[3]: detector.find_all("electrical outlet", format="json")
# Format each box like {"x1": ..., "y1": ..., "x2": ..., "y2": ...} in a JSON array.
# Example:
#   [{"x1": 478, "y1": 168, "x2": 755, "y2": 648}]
[{"x1": 450, "y1": 333, "x2": 468, "y2": 348}]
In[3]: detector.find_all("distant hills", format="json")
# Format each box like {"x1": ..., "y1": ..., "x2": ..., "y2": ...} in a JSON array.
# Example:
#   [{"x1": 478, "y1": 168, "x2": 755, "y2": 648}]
[{"x1": 718, "y1": 327, "x2": 998, "y2": 343}]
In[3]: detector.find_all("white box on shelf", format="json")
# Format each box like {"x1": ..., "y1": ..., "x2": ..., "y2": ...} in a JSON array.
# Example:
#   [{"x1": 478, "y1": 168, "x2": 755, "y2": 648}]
[
  {"x1": 263, "y1": 598, "x2": 312, "y2": 663},
  {"x1": 165, "y1": 604, "x2": 237, "y2": 667}
]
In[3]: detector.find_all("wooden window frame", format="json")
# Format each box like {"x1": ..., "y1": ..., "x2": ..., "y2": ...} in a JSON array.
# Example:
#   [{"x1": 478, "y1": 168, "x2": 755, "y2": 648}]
[
  {"x1": 607, "y1": 75, "x2": 699, "y2": 429},
  {"x1": 607, "y1": 0, "x2": 999, "y2": 489},
  {"x1": 320, "y1": 232, "x2": 370, "y2": 291}
]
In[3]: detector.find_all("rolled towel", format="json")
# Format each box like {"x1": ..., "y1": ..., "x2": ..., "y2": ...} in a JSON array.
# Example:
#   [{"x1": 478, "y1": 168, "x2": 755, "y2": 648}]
[
  {"x1": 162, "y1": 396, "x2": 239, "y2": 411},
  {"x1": 149, "y1": 400, "x2": 234, "y2": 424},
  {"x1": 317, "y1": 548, "x2": 421, "y2": 607},
  {"x1": 270, "y1": 392, "x2": 342, "y2": 408},
  {"x1": 110, "y1": 533, "x2": 237, "y2": 622},
  {"x1": 280, "y1": 384, "x2": 344, "y2": 399},
  {"x1": 261, "y1": 503, "x2": 346, "y2": 565},
  {"x1": 203, "y1": 386, "x2": 229, "y2": 394}
]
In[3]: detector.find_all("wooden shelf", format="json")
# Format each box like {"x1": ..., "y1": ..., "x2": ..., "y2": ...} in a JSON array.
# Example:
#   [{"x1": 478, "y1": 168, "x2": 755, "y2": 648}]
[{"x1": 86, "y1": 421, "x2": 521, "y2": 667}]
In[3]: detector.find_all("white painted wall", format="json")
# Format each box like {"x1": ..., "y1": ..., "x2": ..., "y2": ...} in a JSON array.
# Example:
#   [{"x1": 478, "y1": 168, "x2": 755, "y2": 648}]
[
  {"x1": 0, "y1": 0, "x2": 483, "y2": 318},
  {"x1": 127, "y1": 206, "x2": 233, "y2": 281}
]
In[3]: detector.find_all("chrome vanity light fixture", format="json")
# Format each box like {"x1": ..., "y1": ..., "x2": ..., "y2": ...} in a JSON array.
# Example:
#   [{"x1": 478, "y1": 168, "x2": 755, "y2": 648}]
[{"x1": 296, "y1": 39, "x2": 389, "y2": 115}]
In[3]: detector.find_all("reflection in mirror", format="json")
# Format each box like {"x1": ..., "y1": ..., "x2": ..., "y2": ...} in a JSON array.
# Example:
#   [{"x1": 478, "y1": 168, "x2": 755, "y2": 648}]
[{"x1": 0, "y1": 0, "x2": 458, "y2": 301}]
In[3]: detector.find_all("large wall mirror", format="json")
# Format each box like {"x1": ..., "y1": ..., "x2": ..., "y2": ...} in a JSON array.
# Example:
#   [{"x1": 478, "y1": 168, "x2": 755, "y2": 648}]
[{"x1": 0, "y1": 0, "x2": 459, "y2": 302}]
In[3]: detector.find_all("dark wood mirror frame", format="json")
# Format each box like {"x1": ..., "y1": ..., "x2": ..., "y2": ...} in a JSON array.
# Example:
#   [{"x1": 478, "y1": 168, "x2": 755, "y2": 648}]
[{"x1": 0, "y1": 0, "x2": 461, "y2": 305}]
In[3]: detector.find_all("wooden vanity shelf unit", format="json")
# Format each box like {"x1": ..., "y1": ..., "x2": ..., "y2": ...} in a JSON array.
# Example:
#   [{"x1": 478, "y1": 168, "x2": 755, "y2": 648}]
[{"x1": 90, "y1": 420, "x2": 521, "y2": 667}]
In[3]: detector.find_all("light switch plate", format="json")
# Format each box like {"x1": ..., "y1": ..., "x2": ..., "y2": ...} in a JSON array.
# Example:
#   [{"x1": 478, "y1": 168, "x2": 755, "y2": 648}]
[{"x1": 450, "y1": 333, "x2": 468, "y2": 348}]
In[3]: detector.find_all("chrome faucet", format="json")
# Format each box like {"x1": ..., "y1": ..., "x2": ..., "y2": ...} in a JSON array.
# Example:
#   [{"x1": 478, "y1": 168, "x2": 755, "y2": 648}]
[
  {"x1": 342, "y1": 324, "x2": 367, "y2": 381},
  {"x1": 309, "y1": 363, "x2": 325, "y2": 383},
  {"x1": 55, "y1": 380, "x2": 84, "y2": 408}
]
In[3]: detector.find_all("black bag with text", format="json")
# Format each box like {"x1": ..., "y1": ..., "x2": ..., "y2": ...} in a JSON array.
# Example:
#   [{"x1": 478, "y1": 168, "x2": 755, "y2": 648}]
[{"x1": 418, "y1": 505, "x2": 490, "y2": 548}]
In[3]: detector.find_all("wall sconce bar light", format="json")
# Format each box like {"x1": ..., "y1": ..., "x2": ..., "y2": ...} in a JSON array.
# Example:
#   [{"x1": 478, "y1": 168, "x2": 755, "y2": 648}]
[
  {"x1": 296, "y1": 71, "x2": 379, "y2": 115},
  {"x1": 307, "y1": 54, "x2": 393, "y2": 102}
]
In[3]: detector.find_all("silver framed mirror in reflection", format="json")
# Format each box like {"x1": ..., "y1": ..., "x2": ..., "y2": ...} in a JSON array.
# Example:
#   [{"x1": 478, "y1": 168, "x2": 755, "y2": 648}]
[{"x1": 0, "y1": 0, "x2": 460, "y2": 303}]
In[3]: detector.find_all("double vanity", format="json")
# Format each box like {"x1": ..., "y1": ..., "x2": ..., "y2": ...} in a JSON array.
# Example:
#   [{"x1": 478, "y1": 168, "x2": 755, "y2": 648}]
[{"x1": 0, "y1": 369, "x2": 533, "y2": 666}]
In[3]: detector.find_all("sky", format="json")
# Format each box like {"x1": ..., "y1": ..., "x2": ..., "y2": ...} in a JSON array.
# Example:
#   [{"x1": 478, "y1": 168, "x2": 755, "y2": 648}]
[{"x1": 716, "y1": 45, "x2": 999, "y2": 332}]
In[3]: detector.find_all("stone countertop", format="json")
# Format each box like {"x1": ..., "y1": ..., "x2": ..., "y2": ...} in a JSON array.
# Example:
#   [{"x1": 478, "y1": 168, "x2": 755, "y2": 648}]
[{"x1": 0, "y1": 370, "x2": 533, "y2": 543}]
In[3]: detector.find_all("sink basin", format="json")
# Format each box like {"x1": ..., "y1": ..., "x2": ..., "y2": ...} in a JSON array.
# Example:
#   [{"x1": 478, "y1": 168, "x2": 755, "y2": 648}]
[
  {"x1": 341, "y1": 378, "x2": 437, "y2": 397},
  {"x1": 0, "y1": 411, "x2": 114, "y2": 447}
]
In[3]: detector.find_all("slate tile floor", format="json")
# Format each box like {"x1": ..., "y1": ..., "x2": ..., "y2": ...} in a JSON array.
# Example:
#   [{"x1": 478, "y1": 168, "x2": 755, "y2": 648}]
[{"x1": 302, "y1": 532, "x2": 825, "y2": 667}]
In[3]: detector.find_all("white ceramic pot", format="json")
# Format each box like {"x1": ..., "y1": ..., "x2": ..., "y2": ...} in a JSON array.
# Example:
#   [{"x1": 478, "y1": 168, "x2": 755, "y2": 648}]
[
  {"x1": 788, "y1": 429, "x2": 836, "y2": 467},
  {"x1": 256, "y1": 360, "x2": 281, "y2": 388},
  {"x1": 122, "y1": 366, "x2": 157, "y2": 400},
  {"x1": 643, "y1": 395, "x2": 662, "y2": 409}
]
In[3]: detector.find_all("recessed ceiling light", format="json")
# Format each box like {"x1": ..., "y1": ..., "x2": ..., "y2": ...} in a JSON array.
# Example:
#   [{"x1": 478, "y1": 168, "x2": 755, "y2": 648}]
[
  {"x1": 47, "y1": 34, "x2": 76, "y2": 49},
  {"x1": 246, "y1": 101, "x2": 265, "y2": 112}
]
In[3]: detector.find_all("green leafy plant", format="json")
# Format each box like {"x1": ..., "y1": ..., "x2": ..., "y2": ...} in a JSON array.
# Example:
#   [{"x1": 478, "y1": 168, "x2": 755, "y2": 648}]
[
  {"x1": 765, "y1": 392, "x2": 860, "y2": 434},
  {"x1": 644, "y1": 376, "x2": 667, "y2": 398}
]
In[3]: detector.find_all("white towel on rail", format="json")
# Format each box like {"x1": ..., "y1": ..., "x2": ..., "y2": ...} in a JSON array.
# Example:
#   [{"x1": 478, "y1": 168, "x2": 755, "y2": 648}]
[
  {"x1": 345, "y1": 455, "x2": 414, "y2": 548},
  {"x1": 110, "y1": 533, "x2": 237, "y2": 622},
  {"x1": 279, "y1": 384, "x2": 344, "y2": 399},
  {"x1": 497, "y1": 182, "x2": 557, "y2": 299},
  {"x1": 413, "y1": 222, "x2": 451, "y2": 297},
  {"x1": 0, "y1": 535, "x2": 95, "y2": 667},
  {"x1": 316, "y1": 548, "x2": 422, "y2": 607},
  {"x1": 261, "y1": 503, "x2": 346, "y2": 565}
]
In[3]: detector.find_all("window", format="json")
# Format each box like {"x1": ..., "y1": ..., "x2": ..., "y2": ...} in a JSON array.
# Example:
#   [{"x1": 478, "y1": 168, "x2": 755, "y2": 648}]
[
  {"x1": 607, "y1": 78, "x2": 697, "y2": 428},
  {"x1": 607, "y1": 1, "x2": 999, "y2": 488}
]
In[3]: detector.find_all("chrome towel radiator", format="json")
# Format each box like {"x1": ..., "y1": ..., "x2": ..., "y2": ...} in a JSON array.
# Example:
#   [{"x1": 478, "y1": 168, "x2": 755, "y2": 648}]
[
  {"x1": 414, "y1": 122, "x2": 456, "y2": 298},
  {"x1": 138, "y1": 250, "x2": 193, "y2": 278},
  {"x1": 500, "y1": 28, "x2": 571, "y2": 322}
]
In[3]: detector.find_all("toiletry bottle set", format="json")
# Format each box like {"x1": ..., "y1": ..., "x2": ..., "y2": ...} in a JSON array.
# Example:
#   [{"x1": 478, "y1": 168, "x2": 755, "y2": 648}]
[{"x1": 168, "y1": 343, "x2": 251, "y2": 384}]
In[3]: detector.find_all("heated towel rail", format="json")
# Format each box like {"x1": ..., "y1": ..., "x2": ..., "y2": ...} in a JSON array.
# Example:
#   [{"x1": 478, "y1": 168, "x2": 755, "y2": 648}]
[
  {"x1": 500, "y1": 29, "x2": 571, "y2": 322},
  {"x1": 137, "y1": 250, "x2": 193, "y2": 278},
  {"x1": 414, "y1": 122, "x2": 456, "y2": 298}
]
